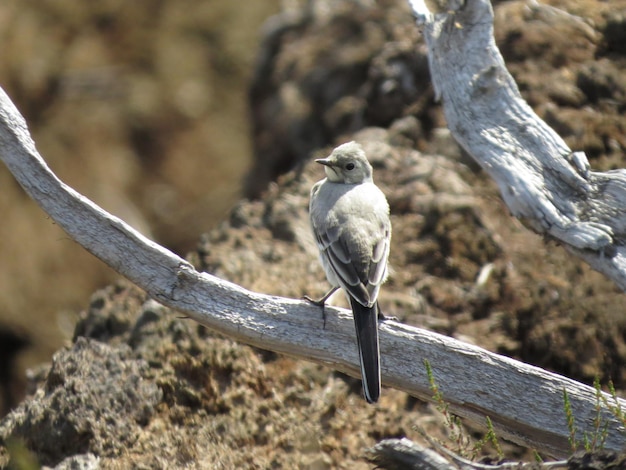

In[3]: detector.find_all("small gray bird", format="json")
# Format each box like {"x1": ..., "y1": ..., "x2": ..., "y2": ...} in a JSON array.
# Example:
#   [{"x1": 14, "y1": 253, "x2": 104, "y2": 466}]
[{"x1": 306, "y1": 141, "x2": 391, "y2": 404}]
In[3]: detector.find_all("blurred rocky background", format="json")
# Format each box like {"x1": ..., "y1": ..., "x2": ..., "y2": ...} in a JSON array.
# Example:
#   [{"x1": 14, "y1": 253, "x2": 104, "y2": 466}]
[
  {"x1": 0, "y1": 0, "x2": 279, "y2": 415},
  {"x1": 1, "y1": 0, "x2": 626, "y2": 467}
]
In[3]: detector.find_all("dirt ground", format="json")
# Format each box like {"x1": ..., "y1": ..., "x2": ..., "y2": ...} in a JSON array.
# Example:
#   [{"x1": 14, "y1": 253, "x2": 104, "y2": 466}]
[{"x1": 1, "y1": 0, "x2": 626, "y2": 468}]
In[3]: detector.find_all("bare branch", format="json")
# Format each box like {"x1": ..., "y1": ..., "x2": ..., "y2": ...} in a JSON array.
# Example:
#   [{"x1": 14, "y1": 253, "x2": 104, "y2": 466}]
[
  {"x1": 366, "y1": 438, "x2": 457, "y2": 470},
  {"x1": 0, "y1": 86, "x2": 624, "y2": 457},
  {"x1": 367, "y1": 437, "x2": 571, "y2": 470},
  {"x1": 409, "y1": 0, "x2": 626, "y2": 290}
]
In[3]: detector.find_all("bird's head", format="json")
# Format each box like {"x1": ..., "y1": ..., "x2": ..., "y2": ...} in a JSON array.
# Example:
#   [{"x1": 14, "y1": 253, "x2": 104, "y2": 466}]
[{"x1": 315, "y1": 141, "x2": 373, "y2": 184}]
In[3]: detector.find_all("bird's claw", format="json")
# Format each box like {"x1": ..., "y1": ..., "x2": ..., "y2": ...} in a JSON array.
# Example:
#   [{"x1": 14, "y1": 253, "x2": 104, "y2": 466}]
[
  {"x1": 302, "y1": 295, "x2": 328, "y2": 329},
  {"x1": 378, "y1": 311, "x2": 398, "y2": 322},
  {"x1": 302, "y1": 295, "x2": 327, "y2": 307}
]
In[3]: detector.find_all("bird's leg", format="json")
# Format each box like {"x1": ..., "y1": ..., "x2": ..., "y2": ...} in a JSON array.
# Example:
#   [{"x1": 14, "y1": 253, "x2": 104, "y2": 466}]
[
  {"x1": 302, "y1": 286, "x2": 339, "y2": 307},
  {"x1": 303, "y1": 287, "x2": 339, "y2": 330},
  {"x1": 377, "y1": 308, "x2": 398, "y2": 322}
]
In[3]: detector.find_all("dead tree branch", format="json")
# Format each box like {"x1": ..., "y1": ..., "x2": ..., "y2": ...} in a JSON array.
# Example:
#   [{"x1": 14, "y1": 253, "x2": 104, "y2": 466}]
[
  {"x1": 366, "y1": 437, "x2": 572, "y2": 470},
  {"x1": 0, "y1": 85, "x2": 624, "y2": 457},
  {"x1": 409, "y1": 0, "x2": 626, "y2": 290}
]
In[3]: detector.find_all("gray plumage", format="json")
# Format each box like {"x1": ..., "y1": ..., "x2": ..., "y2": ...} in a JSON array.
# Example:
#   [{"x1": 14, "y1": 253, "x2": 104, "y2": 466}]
[{"x1": 308, "y1": 141, "x2": 391, "y2": 403}]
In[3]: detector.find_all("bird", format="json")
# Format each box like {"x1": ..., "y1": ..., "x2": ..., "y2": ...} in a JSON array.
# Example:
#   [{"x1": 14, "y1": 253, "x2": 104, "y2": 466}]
[{"x1": 305, "y1": 141, "x2": 391, "y2": 404}]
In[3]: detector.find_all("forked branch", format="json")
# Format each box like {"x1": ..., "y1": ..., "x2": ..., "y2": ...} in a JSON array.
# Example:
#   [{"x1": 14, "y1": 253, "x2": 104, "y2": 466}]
[{"x1": 409, "y1": 0, "x2": 626, "y2": 289}]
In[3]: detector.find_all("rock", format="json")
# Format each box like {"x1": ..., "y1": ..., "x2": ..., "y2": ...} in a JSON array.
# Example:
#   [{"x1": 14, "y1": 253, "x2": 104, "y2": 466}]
[
  {"x1": 0, "y1": 337, "x2": 161, "y2": 467},
  {"x1": 246, "y1": 0, "x2": 433, "y2": 198},
  {"x1": 44, "y1": 453, "x2": 100, "y2": 470}
]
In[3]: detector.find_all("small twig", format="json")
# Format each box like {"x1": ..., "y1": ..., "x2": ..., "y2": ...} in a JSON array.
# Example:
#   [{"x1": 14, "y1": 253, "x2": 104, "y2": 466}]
[
  {"x1": 418, "y1": 432, "x2": 569, "y2": 470},
  {"x1": 366, "y1": 437, "x2": 457, "y2": 470},
  {"x1": 368, "y1": 435, "x2": 571, "y2": 470}
]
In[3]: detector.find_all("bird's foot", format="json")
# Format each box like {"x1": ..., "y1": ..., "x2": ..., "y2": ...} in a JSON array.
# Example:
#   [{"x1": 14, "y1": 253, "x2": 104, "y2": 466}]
[
  {"x1": 302, "y1": 295, "x2": 327, "y2": 307},
  {"x1": 302, "y1": 295, "x2": 328, "y2": 329},
  {"x1": 378, "y1": 310, "x2": 398, "y2": 322}
]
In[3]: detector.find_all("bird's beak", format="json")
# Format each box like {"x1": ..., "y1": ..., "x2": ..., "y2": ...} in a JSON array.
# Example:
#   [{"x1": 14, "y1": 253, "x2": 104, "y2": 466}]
[{"x1": 315, "y1": 158, "x2": 333, "y2": 167}]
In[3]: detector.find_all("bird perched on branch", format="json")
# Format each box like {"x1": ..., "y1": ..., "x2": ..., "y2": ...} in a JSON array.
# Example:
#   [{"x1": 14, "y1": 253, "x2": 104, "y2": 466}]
[{"x1": 306, "y1": 141, "x2": 391, "y2": 404}]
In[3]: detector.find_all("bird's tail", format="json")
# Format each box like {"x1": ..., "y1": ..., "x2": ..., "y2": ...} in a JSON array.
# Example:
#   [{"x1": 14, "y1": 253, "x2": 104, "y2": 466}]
[{"x1": 349, "y1": 297, "x2": 381, "y2": 404}]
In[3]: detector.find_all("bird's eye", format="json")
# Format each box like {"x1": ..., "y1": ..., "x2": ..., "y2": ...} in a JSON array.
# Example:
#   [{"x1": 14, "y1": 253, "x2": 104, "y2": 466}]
[{"x1": 346, "y1": 163, "x2": 355, "y2": 171}]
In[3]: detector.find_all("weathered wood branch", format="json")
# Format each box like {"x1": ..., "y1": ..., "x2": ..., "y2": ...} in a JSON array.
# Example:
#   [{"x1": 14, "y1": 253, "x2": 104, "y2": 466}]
[
  {"x1": 0, "y1": 86, "x2": 624, "y2": 457},
  {"x1": 409, "y1": 0, "x2": 626, "y2": 290},
  {"x1": 367, "y1": 438, "x2": 459, "y2": 470},
  {"x1": 367, "y1": 437, "x2": 571, "y2": 469}
]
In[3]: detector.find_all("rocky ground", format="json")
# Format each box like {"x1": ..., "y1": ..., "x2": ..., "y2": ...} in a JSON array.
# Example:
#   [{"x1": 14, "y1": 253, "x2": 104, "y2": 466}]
[
  {"x1": 0, "y1": 0, "x2": 279, "y2": 410},
  {"x1": 1, "y1": 0, "x2": 626, "y2": 468}
]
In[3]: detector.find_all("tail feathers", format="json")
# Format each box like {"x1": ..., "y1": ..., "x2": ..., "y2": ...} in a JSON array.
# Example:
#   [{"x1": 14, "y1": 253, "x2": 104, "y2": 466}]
[{"x1": 349, "y1": 298, "x2": 381, "y2": 404}]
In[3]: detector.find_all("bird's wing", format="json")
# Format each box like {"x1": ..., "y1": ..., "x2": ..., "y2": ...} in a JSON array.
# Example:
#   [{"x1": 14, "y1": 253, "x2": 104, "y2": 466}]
[
  {"x1": 365, "y1": 226, "x2": 390, "y2": 301},
  {"x1": 310, "y1": 181, "x2": 390, "y2": 307},
  {"x1": 312, "y1": 220, "x2": 371, "y2": 305},
  {"x1": 313, "y1": 217, "x2": 392, "y2": 307}
]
